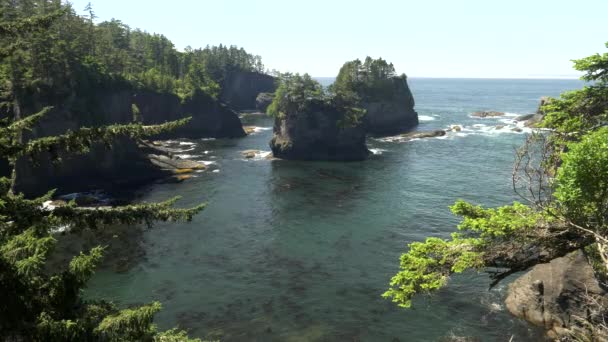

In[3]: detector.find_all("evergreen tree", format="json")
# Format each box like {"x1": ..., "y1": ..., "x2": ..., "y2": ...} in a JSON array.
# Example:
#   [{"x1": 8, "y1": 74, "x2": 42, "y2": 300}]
[
  {"x1": 384, "y1": 43, "x2": 608, "y2": 339},
  {"x1": 0, "y1": 4, "x2": 204, "y2": 341}
]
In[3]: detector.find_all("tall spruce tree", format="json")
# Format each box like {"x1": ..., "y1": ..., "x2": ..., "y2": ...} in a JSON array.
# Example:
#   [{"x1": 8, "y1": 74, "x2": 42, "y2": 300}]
[{"x1": 0, "y1": 4, "x2": 204, "y2": 341}]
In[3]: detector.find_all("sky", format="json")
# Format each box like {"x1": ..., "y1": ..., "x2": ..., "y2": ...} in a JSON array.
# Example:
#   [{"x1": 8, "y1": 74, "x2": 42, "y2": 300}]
[{"x1": 65, "y1": 0, "x2": 608, "y2": 78}]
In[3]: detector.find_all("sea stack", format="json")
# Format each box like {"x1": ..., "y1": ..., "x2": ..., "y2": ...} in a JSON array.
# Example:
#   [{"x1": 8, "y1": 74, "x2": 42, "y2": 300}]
[
  {"x1": 362, "y1": 76, "x2": 418, "y2": 136},
  {"x1": 268, "y1": 74, "x2": 369, "y2": 161}
]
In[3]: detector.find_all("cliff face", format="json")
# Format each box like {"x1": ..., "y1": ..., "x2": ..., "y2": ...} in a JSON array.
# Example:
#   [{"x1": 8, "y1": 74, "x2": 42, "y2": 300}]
[
  {"x1": 362, "y1": 77, "x2": 418, "y2": 136},
  {"x1": 269, "y1": 100, "x2": 369, "y2": 161},
  {"x1": 12, "y1": 88, "x2": 245, "y2": 197},
  {"x1": 134, "y1": 90, "x2": 245, "y2": 138},
  {"x1": 221, "y1": 71, "x2": 276, "y2": 110}
]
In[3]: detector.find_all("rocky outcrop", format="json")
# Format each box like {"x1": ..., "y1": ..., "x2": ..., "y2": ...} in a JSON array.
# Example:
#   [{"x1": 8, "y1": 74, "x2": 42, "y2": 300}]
[
  {"x1": 505, "y1": 250, "x2": 608, "y2": 339},
  {"x1": 471, "y1": 111, "x2": 505, "y2": 118},
  {"x1": 13, "y1": 87, "x2": 241, "y2": 197},
  {"x1": 398, "y1": 130, "x2": 446, "y2": 141},
  {"x1": 269, "y1": 100, "x2": 369, "y2": 161},
  {"x1": 363, "y1": 77, "x2": 418, "y2": 136},
  {"x1": 221, "y1": 71, "x2": 276, "y2": 110},
  {"x1": 256, "y1": 92, "x2": 274, "y2": 113},
  {"x1": 134, "y1": 89, "x2": 245, "y2": 139}
]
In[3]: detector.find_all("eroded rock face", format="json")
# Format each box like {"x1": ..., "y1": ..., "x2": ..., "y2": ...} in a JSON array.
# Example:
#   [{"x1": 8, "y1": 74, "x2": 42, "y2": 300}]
[
  {"x1": 505, "y1": 250, "x2": 608, "y2": 339},
  {"x1": 221, "y1": 71, "x2": 276, "y2": 110},
  {"x1": 134, "y1": 90, "x2": 245, "y2": 139},
  {"x1": 256, "y1": 92, "x2": 274, "y2": 113},
  {"x1": 13, "y1": 88, "x2": 242, "y2": 197},
  {"x1": 269, "y1": 100, "x2": 369, "y2": 161},
  {"x1": 363, "y1": 77, "x2": 418, "y2": 136}
]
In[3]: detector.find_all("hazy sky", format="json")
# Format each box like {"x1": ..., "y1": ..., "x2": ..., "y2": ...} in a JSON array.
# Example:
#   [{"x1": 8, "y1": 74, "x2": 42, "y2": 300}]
[{"x1": 66, "y1": 0, "x2": 608, "y2": 78}]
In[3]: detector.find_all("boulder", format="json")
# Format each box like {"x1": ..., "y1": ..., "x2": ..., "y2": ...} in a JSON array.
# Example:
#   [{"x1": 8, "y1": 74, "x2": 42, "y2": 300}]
[
  {"x1": 511, "y1": 127, "x2": 523, "y2": 133},
  {"x1": 221, "y1": 71, "x2": 277, "y2": 110},
  {"x1": 241, "y1": 150, "x2": 259, "y2": 159},
  {"x1": 269, "y1": 100, "x2": 369, "y2": 161},
  {"x1": 449, "y1": 125, "x2": 463, "y2": 132},
  {"x1": 505, "y1": 250, "x2": 608, "y2": 339},
  {"x1": 147, "y1": 154, "x2": 206, "y2": 171},
  {"x1": 363, "y1": 77, "x2": 419, "y2": 136},
  {"x1": 399, "y1": 130, "x2": 446, "y2": 141},
  {"x1": 256, "y1": 92, "x2": 274, "y2": 113},
  {"x1": 243, "y1": 126, "x2": 257, "y2": 135}
]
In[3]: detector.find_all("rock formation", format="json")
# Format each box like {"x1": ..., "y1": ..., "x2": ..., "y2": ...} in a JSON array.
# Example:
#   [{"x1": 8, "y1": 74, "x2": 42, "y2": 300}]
[
  {"x1": 398, "y1": 130, "x2": 446, "y2": 141},
  {"x1": 471, "y1": 111, "x2": 505, "y2": 118},
  {"x1": 363, "y1": 77, "x2": 419, "y2": 136},
  {"x1": 134, "y1": 89, "x2": 245, "y2": 139},
  {"x1": 505, "y1": 250, "x2": 608, "y2": 339},
  {"x1": 256, "y1": 92, "x2": 275, "y2": 113},
  {"x1": 12, "y1": 87, "x2": 241, "y2": 197},
  {"x1": 221, "y1": 71, "x2": 276, "y2": 110},
  {"x1": 269, "y1": 100, "x2": 369, "y2": 161}
]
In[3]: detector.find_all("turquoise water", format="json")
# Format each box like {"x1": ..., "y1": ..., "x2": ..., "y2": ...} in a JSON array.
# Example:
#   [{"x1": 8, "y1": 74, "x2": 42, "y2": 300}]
[{"x1": 87, "y1": 78, "x2": 583, "y2": 341}]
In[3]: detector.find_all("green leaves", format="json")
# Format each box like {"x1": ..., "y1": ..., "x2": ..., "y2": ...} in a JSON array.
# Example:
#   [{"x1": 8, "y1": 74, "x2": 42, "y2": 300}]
[
  {"x1": 554, "y1": 127, "x2": 608, "y2": 231},
  {"x1": 69, "y1": 246, "x2": 105, "y2": 284},
  {"x1": 384, "y1": 201, "x2": 544, "y2": 308},
  {"x1": 573, "y1": 42, "x2": 608, "y2": 83}
]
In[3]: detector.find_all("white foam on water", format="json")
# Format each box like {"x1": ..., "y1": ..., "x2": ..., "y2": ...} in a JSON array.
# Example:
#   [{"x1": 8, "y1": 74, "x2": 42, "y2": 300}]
[
  {"x1": 504, "y1": 112, "x2": 521, "y2": 117},
  {"x1": 418, "y1": 115, "x2": 435, "y2": 121},
  {"x1": 198, "y1": 160, "x2": 217, "y2": 166},
  {"x1": 369, "y1": 148, "x2": 388, "y2": 155},
  {"x1": 200, "y1": 138, "x2": 216, "y2": 141},
  {"x1": 179, "y1": 141, "x2": 196, "y2": 146},
  {"x1": 212, "y1": 169, "x2": 220, "y2": 173}
]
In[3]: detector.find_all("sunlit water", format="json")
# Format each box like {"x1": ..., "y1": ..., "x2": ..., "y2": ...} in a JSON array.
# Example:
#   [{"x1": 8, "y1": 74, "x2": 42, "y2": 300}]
[{"x1": 86, "y1": 78, "x2": 583, "y2": 341}]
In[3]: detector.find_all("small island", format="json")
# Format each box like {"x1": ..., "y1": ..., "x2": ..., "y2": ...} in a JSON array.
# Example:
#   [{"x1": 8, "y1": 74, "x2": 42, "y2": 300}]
[{"x1": 268, "y1": 57, "x2": 418, "y2": 161}]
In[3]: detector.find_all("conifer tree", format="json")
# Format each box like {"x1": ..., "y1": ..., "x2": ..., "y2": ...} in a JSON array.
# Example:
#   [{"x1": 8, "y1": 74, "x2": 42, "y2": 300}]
[{"x1": 0, "y1": 4, "x2": 203, "y2": 341}]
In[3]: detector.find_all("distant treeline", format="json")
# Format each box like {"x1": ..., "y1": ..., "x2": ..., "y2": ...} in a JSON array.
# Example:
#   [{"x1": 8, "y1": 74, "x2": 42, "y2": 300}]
[{"x1": 0, "y1": 0, "x2": 266, "y2": 112}]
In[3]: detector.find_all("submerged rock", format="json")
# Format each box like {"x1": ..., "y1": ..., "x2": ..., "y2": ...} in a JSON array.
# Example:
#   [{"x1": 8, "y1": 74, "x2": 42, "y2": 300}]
[
  {"x1": 241, "y1": 150, "x2": 259, "y2": 159},
  {"x1": 505, "y1": 250, "x2": 608, "y2": 339},
  {"x1": 449, "y1": 125, "x2": 463, "y2": 132},
  {"x1": 269, "y1": 100, "x2": 369, "y2": 161},
  {"x1": 471, "y1": 111, "x2": 505, "y2": 118},
  {"x1": 148, "y1": 154, "x2": 206, "y2": 171}
]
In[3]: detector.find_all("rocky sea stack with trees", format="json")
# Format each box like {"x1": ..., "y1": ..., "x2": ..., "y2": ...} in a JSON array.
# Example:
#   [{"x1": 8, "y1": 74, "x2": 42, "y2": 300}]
[{"x1": 268, "y1": 57, "x2": 419, "y2": 161}]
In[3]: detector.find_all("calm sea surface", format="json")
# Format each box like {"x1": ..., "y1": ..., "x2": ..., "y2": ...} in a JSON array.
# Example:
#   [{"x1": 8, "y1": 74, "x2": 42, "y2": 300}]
[{"x1": 86, "y1": 78, "x2": 584, "y2": 341}]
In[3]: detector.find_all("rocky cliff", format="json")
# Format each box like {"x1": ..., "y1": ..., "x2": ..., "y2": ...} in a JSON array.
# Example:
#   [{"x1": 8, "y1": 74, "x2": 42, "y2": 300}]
[
  {"x1": 12, "y1": 87, "x2": 244, "y2": 197},
  {"x1": 221, "y1": 71, "x2": 276, "y2": 110},
  {"x1": 134, "y1": 89, "x2": 245, "y2": 139},
  {"x1": 269, "y1": 100, "x2": 369, "y2": 161},
  {"x1": 362, "y1": 77, "x2": 418, "y2": 136}
]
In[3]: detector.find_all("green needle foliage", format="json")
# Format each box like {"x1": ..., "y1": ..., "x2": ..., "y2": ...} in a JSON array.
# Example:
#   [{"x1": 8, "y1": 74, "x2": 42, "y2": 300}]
[
  {"x1": 0, "y1": 2, "x2": 207, "y2": 341},
  {"x1": 385, "y1": 42, "x2": 608, "y2": 337}
]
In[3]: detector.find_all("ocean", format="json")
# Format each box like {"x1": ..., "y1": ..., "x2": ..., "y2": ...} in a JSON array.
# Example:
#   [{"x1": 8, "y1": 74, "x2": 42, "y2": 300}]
[{"x1": 86, "y1": 78, "x2": 584, "y2": 341}]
